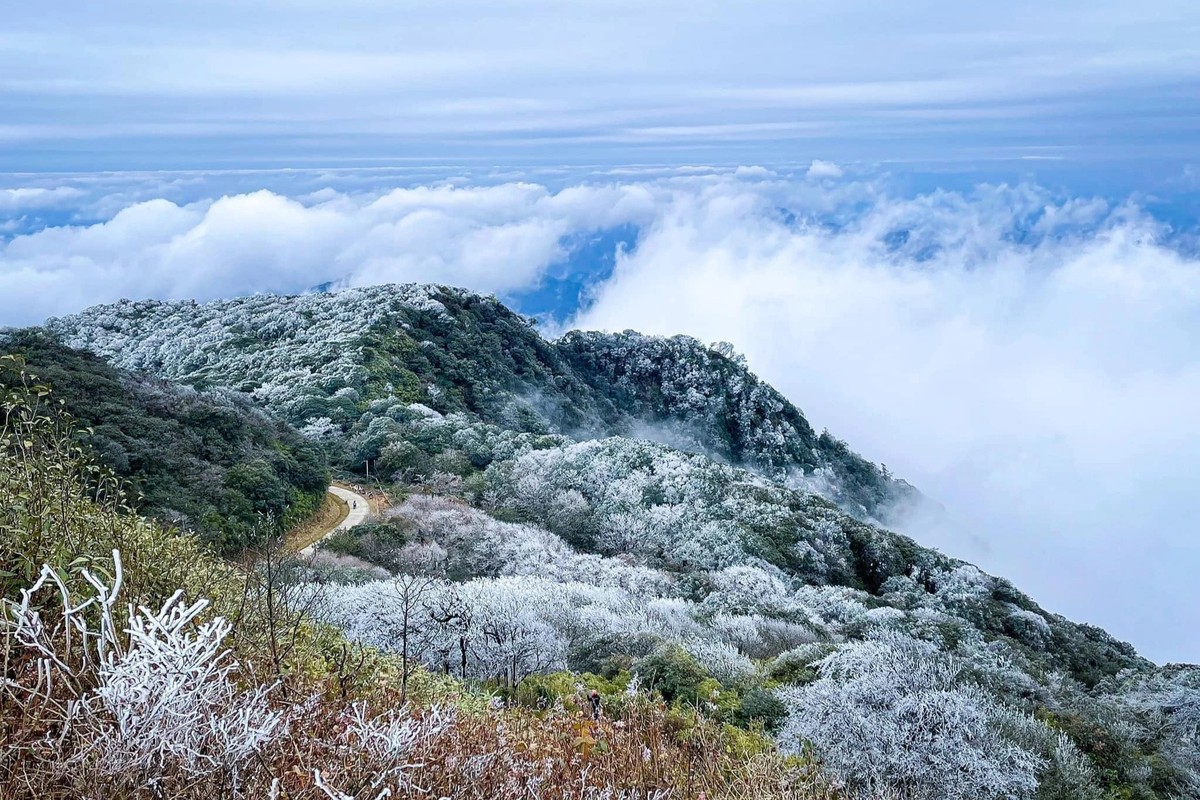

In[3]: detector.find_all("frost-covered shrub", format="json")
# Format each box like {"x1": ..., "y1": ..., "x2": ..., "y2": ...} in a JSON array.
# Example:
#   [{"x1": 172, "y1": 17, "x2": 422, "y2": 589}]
[
  {"x1": 5, "y1": 553, "x2": 285, "y2": 790},
  {"x1": 1035, "y1": 733, "x2": 1104, "y2": 800},
  {"x1": 311, "y1": 570, "x2": 787, "y2": 691},
  {"x1": 932, "y1": 564, "x2": 994, "y2": 624},
  {"x1": 767, "y1": 643, "x2": 837, "y2": 685},
  {"x1": 708, "y1": 613, "x2": 764, "y2": 653},
  {"x1": 681, "y1": 638, "x2": 756, "y2": 686},
  {"x1": 791, "y1": 584, "x2": 871, "y2": 633},
  {"x1": 1109, "y1": 666, "x2": 1200, "y2": 795},
  {"x1": 776, "y1": 632, "x2": 1044, "y2": 800},
  {"x1": 328, "y1": 703, "x2": 455, "y2": 793},
  {"x1": 701, "y1": 564, "x2": 793, "y2": 616},
  {"x1": 741, "y1": 616, "x2": 820, "y2": 657},
  {"x1": 76, "y1": 597, "x2": 284, "y2": 782},
  {"x1": 484, "y1": 435, "x2": 878, "y2": 578},
  {"x1": 862, "y1": 605, "x2": 908, "y2": 631}
]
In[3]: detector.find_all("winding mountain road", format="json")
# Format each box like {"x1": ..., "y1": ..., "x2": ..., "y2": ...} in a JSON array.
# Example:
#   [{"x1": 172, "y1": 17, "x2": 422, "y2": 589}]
[{"x1": 300, "y1": 485, "x2": 370, "y2": 556}]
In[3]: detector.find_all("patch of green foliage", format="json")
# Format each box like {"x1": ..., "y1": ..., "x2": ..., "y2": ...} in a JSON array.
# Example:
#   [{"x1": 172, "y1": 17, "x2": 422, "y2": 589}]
[
  {"x1": 318, "y1": 520, "x2": 413, "y2": 571},
  {"x1": 0, "y1": 331, "x2": 328, "y2": 553},
  {"x1": 0, "y1": 353, "x2": 241, "y2": 607}
]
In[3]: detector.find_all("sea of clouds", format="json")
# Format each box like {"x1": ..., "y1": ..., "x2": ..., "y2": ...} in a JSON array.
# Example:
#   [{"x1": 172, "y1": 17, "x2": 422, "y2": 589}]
[{"x1": 2, "y1": 165, "x2": 1198, "y2": 663}]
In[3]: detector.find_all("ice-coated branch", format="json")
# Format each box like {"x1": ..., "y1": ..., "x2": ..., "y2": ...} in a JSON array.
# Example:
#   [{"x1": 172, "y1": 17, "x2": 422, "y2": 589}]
[{"x1": 3, "y1": 549, "x2": 286, "y2": 788}]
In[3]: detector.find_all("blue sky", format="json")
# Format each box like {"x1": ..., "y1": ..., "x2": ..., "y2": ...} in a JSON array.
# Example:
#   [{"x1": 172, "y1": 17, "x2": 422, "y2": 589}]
[{"x1": 3, "y1": 2, "x2": 1200, "y2": 663}]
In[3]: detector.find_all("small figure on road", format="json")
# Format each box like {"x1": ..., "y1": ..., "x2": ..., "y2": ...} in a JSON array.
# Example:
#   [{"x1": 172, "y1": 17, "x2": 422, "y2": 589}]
[{"x1": 352, "y1": 500, "x2": 357, "y2": 509}]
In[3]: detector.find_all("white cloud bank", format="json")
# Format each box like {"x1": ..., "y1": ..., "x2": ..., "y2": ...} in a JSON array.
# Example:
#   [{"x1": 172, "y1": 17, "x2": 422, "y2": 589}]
[
  {"x1": 806, "y1": 160, "x2": 843, "y2": 179},
  {"x1": 0, "y1": 182, "x2": 658, "y2": 324},
  {"x1": 573, "y1": 179, "x2": 1200, "y2": 664},
  {"x1": 2, "y1": 172, "x2": 1198, "y2": 662}
]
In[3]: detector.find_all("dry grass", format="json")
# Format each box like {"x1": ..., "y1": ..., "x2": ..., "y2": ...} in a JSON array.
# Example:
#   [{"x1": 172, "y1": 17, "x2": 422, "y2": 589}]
[{"x1": 1, "y1": 674, "x2": 844, "y2": 800}]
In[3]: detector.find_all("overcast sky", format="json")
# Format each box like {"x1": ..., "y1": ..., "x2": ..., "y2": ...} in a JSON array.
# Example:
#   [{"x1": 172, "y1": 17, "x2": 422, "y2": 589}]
[
  {"x1": 3, "y1": 1, "x2": 1200, "y2": 168},
  {"x1": 2, "y1": 2, "x2": 1200, "y2": 662}
]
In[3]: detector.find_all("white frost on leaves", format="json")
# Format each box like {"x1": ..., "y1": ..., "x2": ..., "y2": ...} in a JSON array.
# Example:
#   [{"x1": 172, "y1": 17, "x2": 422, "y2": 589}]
[
  {"x1": 4, "y1": 552, "x2": 285, "y2": 786},
  {"x1": 680, "y1": 638, "x2": 757, "y2": 685},
  {"x1": 776, "y1": 632, "x2": 1045, "y2": 800},
  {"x1": 46, "y1": 284, "x2": 453, "y2": 423}
]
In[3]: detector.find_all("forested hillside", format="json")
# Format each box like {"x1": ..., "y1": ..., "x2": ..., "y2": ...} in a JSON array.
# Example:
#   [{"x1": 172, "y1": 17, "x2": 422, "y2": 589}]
[
  {"x1": 314, "y1": 406, "x2": 1144, "y2": 685},
  {"x1": 46, "y1": 284, "x2": 916, "y2": 523},
  {"x1": 4, "y1": 355, "x2": 821, "y2": 800},
  {"x1": 0, "y1": 329, "x2": 327, "y2": 552},
  {"x1": 16, "y1": 284, "x2": 1198, "y2": 799}
]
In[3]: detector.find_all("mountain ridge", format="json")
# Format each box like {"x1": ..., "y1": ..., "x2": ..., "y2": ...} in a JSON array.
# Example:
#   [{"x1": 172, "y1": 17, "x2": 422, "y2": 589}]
[
  {"x1": 45, "y1": 283, "x2": 918, "y2": 524},
  {"x1": 36, "y1": 284, "x2": 1151, "y2": 683},
  {"x1": 12, "y1": 284, "x2": 1199, "y2": 798}
]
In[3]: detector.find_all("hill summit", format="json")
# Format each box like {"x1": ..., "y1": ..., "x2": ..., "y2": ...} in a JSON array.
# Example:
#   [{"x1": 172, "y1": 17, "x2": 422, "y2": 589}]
[{"x1": 47, "y1": 283, "x2": 917, "y2": 524}]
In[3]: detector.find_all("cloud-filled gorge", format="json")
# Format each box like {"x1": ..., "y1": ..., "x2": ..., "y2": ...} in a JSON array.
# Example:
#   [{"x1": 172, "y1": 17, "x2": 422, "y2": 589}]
[{"x1": 2, "y1": 169, "x2": 1198, "y2": 662}]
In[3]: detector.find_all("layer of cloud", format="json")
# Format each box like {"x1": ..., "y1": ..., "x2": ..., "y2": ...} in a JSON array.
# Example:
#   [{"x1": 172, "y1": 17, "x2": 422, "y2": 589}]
[
  {"x1": 0, "y1": 181, "x2": 658, "y2": 324},
  {"x1": 573, "y1": 178, "x2": 1200, "y2": 664},
  {"x1": 2, "y1": 2, "x2": 1199, "y2": 167},
  {"x1": 2, "y1": 171, "x2": 1199, "y2": 663}
]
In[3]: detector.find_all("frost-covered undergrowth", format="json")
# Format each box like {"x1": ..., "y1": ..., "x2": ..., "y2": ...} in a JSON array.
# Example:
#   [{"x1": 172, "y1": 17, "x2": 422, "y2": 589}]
[
  {"x1": 1, "y1": 551, "x2": 487, "y2": 800},
  {"x1": 6, "y1": 552, "x2": 285, "y2": 788},
  {"x1": 308, "y1": 488, "x2": 1200, "y2": 798},
  {"x1": 331, "y1": 405, "x2": 1138, "y2": 687},
  {"x1": 1, "y1": 548, "x2": 814, "y2": 800}
]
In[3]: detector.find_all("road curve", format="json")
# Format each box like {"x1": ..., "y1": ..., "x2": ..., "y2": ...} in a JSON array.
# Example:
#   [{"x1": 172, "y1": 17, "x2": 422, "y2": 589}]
[{"x1": 300, "y1": 485, "x2": 370, "y2": 556}]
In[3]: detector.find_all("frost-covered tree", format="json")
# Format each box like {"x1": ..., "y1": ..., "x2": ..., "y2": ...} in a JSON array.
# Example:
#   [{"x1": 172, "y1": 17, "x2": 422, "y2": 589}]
[
  {"x1": 385, "y1": 570, "x2": 442, "y2": 702},
  {"x1": 776, "y1": 632, "x2": 1044, "y2": 800},
  {"x1": 1111, "y1": 666, "x2": 1200, "y2": 795},
  {"x1": 467, "y1": 578, "x2": 565, "y2": 688}
]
